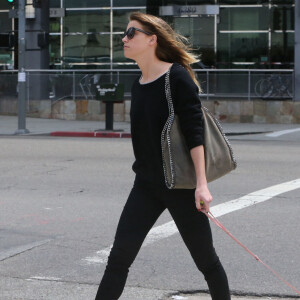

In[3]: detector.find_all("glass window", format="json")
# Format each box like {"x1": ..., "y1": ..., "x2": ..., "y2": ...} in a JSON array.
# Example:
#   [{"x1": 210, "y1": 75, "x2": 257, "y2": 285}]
[
  {"x1": 113, "y1": 34, "x2": 132, "y2": 63},
  {"x1": 161, "y1": 0, "x2": 215, "y2": 4},
  {"x1": 50, "y1": 18, "x2": 60, "y2": 33},
  {"x1": 0, "y1": 50, "x2": 12, "y2": 68},
  {"x1": 272, "y1": 6, "x2": 294, "y2": 31},
  {"x1": 113, "y1": 9, "x2": 146, "y2": 32},
  {"x1": 63, "y1": 34, "x2": 110, "y2": 64},
  {"x1": 50, "y1": 0, "x2": 60, "y2": 8},
  {"x1": 219, "y1": 1, "x2": 269, "y2": 4},
  {"x1": 271, "y1": 32, "x2": 294, "y2": 64},
  {"x1": 174, "y1": 16, "x2": 214, "y2": 47},
  {"x1": 271, "y1": 0, "x2": 293, "y2": 4},
  {"x1": 217, "y1": 32, "x2": 268, "y2": 66},
  {"x1": 64, "y1": 10, "x2": 110, "y2": 33},
  {"x1": 219, "y1": 7, "x2": 269, "y2": 31},
  {"x1": 174, "y1": 16, "x2": 215, "y2": 67},
  {"x1": 0, "y1": 13, "x2": 11, "y2": 32},
  {"x1": 0, "y1": 2, "x2": 11, "y2": 9},
  {"x1": 64, "y1": 0, "x2": 110, "y2": 8},
  {"x1": 49, "y1": 35, "x2": 61, "y2": 66},
  {"x1": 114, "y1": 0, "x2": 147, "y2": 6}
]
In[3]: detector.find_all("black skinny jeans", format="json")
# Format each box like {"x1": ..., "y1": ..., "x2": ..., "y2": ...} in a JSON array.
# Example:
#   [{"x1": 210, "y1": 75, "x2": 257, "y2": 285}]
[{"x1": 95, "y1": 179, "x2": 230, "y2": 300}]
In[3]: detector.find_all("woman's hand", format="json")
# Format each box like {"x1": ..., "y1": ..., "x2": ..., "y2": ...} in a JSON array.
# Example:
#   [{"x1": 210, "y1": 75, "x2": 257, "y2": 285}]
[
  {"x1": 195, "y1": 184, "x2": 212, "y2": 214},
  {"x1": 190, "y1": 146, "x2": 212, "y2": 214}
]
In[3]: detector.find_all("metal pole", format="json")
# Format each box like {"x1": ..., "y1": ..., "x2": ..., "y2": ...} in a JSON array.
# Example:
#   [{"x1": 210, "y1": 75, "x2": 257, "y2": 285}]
[
  {"x1": 206, "y1": 70, "x2": 209, "y2": 101},
  {"x1": 73, "y1": 71, "x2": 75, "y2": 101},
  {"x1": 27, "y1": 71, "x2": 30, "y2": 110},
  {"x1": 248, "y1": 70, "x2": 251, "y2": 101},
  {"x1": 15, "y1": 0, "x2": 29, "y2": 134},
  {"x1": 294, "y1": 0, "x2": 300, "y2": 101}
]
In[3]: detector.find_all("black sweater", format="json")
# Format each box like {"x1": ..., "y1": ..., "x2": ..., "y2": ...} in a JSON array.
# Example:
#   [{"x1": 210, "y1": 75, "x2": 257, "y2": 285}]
[{"x1": 130, "y1": 62, "x2": 204, "y2": 187}]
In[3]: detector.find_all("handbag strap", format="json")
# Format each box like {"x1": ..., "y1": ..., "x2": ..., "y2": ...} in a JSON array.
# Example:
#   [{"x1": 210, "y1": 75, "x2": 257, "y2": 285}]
[{"x1": 161, "y1": 67, "x2": 176, "y2": 189}]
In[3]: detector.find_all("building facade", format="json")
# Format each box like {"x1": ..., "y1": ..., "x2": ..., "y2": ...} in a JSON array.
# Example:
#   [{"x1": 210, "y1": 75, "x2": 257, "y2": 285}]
[{"x1": 0, "y1": 0, "x2": 295, "y2": 70}]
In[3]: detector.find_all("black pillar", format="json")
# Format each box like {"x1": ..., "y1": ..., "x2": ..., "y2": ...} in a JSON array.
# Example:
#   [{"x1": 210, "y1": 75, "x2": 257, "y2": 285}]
[
  {"x1": 25, "y1": 0, "x2": 49, "y2": 100},
  {"x1": 295, "y1": 0, "x2": 300, "y2": 101}
]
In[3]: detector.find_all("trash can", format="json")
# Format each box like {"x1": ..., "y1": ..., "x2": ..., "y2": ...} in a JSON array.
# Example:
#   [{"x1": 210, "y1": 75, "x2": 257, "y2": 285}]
[{"x1": 95, "y1": 83, "x2": 125, "y2": 130}]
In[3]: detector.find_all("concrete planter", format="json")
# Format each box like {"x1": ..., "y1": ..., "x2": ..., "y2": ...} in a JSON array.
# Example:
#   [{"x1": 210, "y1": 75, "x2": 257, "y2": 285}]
[{"x1": 0, "y1": 99, "x2": 299, "y2": 124}]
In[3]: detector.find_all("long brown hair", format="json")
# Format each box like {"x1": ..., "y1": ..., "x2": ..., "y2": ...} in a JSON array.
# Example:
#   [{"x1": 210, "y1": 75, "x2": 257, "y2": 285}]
[{"x1": 129, "y1": 12, "x2": 201, "y2": 91}]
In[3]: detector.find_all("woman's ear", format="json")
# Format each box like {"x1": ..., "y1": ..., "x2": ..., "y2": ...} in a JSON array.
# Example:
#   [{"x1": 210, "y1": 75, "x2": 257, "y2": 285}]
[{"x1": 149, "y1": 34, "x2": 157, "y2": 46}]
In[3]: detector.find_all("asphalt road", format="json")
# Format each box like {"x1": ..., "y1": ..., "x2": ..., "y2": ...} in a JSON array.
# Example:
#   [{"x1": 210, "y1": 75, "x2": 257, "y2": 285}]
[{"x1": 0, "y1": 129, "x2": 299, "y2": 300}]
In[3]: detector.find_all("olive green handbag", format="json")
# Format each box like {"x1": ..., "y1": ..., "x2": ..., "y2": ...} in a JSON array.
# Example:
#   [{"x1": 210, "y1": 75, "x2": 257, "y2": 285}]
[{"x1": 161, "y1": 68, "x2": 237, "y2": 189}]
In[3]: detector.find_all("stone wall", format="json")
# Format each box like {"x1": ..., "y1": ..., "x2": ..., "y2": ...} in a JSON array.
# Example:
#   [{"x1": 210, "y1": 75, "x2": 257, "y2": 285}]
[
  {"x1": 0, "y1": 99, "x2": 299, "y2": 124},
  {"x1": 201, "y1": 100, "x2": 299, "y2": 124}
]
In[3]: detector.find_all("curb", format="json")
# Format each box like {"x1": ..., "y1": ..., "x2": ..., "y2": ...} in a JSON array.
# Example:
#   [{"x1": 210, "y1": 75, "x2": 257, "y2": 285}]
[
  {"x1": 2, "y1": 131, "x2": 270, "y2": 138},
  {"x1": 49, "y1": 131, "x2": 269, "y2": 139},
  {"x1": 50, "y1": 131, "x2": 131, "y2": 138}
]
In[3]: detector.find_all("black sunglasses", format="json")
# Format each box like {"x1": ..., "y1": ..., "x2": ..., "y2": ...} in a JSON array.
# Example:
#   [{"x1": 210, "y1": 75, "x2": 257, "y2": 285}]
[{"x1": 123, "y1": 27, "x2": 152, "y2": 40}]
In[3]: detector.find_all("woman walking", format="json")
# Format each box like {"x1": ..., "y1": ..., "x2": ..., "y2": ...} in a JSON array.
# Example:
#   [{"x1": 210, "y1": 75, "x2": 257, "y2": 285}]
[{"x1": 95, "y1": 12, "x2": 231, "y2": 300}]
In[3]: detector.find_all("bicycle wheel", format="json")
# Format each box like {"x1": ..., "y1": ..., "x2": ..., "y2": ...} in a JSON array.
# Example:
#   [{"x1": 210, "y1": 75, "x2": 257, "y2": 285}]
[
  {"x1": 258, "y1": 79, "x2": 273, "y2": 99},
  {"x1": 254, "y1": 79, "x2": 263, "y2": 98},
  {"x1": 281, "y1": 76, "x2": 293, "y2": 98}
]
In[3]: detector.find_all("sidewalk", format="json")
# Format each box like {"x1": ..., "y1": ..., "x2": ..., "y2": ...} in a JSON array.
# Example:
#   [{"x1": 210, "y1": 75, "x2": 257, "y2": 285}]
[{"x1": 1, "y1": 115, "x2": 299, "y2": 137}]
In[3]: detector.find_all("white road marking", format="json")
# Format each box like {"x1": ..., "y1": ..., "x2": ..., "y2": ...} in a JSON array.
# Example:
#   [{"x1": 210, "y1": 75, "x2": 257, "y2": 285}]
[
  {"x1": 84, "y1": 246, "x2": 112, "y2": 264},
  {"x1": 266, "y1": 128, "x2": 300, "y2": 137},
  {"x1": 82, "y1": 178, "x2": 300, "y2": 265}
]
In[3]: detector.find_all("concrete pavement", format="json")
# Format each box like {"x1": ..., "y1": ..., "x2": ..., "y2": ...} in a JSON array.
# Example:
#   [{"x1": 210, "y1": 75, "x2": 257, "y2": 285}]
[
  {"x1": 1, "y1": 115, "x2": 300, "y2": 300},
  {"x1": 2, "y1": 276, "x2": 296, "y2": 300},
  {"x1": 168, "y1": 295, "x2": 297, "y2": 300},
  {"x1": 1, "y1": 115, "x2": 300, "y2": 137}
]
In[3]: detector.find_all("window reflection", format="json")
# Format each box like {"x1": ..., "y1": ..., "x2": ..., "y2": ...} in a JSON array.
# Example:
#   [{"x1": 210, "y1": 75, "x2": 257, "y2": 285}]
[
  {"x1": 161, "y1": 0, "x2": 215, "y2": 4},
  {"x1": 113, "y1": 34, "x2": 133, "y2": 63},
  {"x1": 0, "y1": 2, "x2": 10, "y2": 9},
  {"x1": 272, "y1": 6, "x2": 294, "y2": 31},
  {"x1": 220, "y1": 7, "x2": 269, "y2": 31},
  {"x1": 64, "y1": 10, "x2": 110, "y2": 33},
  {"x1": 113, "y1": 9, "x2": 146, "y2": 32},
  {"x1": 0, "y1": 50, "x2": 12, "y2": 68},
  {"x1": 50, "y1": 18, "x2": 60, "y2": 33},
  {"x1": 64, "y1": 0, "x2": 110, "y2": 8},
  {"x1": 114, "y1": 0, "x2": 147, "y2": 6},
  {"x1": 50, "y1": 0, "x2": 60, "y2": 8},
  {"x1": 271, "y1": 32, "x2": 294, "y2": 65},
  {"x1": 174, "y1": 16, "x2": 215, "y2": 67},
  {"x1": 49, "y1": 36, "x2": 61, "y2": 66},
  {"x1": 217, "y1": 32, "x2": 268, "y2": 67},
  {"x1": 271, "y1": 0, "x2": 293, "y2": 4},
  {"x1": 63, "y1": 34, "x2": 110, "y2": 64},
  {"x1": 219, "y1": 0, "x2": 269, "y2": 3},
  {"x1": 0, "y1": 13, "x2": 11, "y2": 32},
  {"x1": 0, "y1": 0, "x2": 295, "y2": 69}
]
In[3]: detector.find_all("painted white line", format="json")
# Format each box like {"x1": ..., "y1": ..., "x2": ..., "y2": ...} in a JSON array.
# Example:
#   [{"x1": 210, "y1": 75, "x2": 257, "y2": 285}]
[
  {"x1": 211, "y1": 178, "x2": 300, "y2": 217},
  {"x1": 82, "y1": 178, "x2": 300, "y2": 265},
  {"x1": 266, "y1": 128, "x2": 300, "y2": 137},
  {"x1": 84, "y1": 246, "x2": 112, "y2": 264}
]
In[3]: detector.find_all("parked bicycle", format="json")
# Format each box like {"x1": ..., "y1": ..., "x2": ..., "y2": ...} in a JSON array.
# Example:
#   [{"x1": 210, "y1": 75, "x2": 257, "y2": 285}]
[{"x1": 254, "y1": 74, "x2": 292, "y2": 99}]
